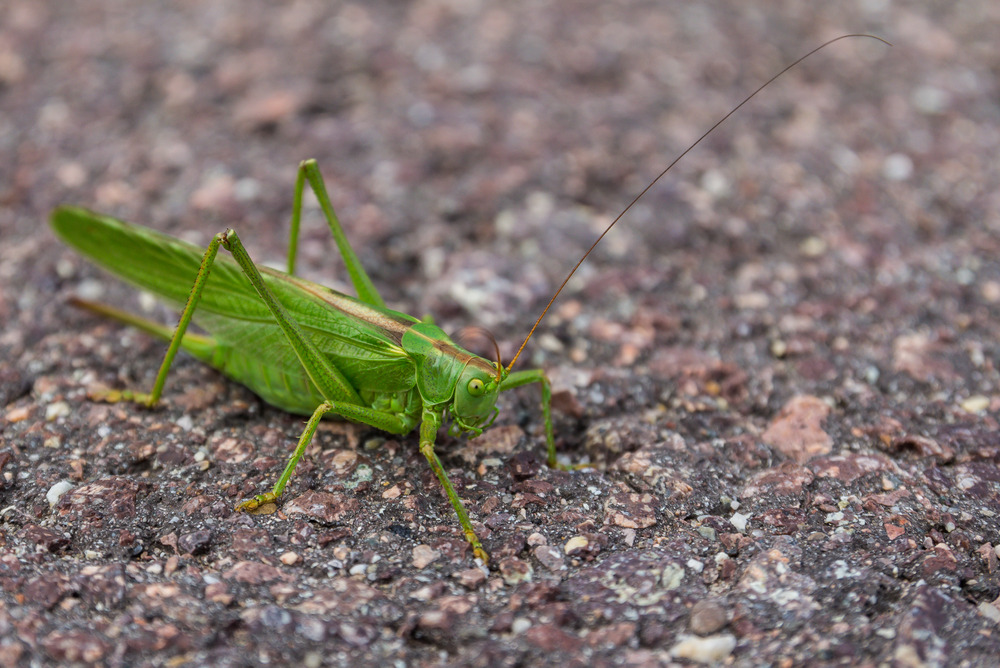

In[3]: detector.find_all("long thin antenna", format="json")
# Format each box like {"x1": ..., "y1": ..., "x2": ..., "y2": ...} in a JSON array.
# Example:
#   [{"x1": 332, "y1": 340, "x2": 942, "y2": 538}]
[
  {"x1": 506, "y1": 33, "x2": 891, "y2": 372},
  {"x1": 457, "y1": 326, "x2": 503, "y2": 383}
]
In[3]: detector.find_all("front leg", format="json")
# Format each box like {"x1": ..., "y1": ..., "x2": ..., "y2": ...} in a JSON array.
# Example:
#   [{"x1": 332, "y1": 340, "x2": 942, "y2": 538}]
[
  {"x1": 500, "y1": 368, "x2": 556, "y2": 467},
  {"x1": 236, "y1": 399, "x2": 418, "y2": 511},
  {"x1": 418, "y1": 406, "x2": 489, "y2": 563}
]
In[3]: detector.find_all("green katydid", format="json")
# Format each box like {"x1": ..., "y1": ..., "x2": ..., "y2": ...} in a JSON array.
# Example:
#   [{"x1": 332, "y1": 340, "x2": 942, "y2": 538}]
[{"x1": 50, "y1": 35, "x2": 888, "y2": 563}]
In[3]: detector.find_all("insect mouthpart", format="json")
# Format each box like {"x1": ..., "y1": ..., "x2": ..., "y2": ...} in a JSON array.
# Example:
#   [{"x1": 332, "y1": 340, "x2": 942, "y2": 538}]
[{"x1": 449, "y1": 406, "x2": 499, "y2": 438}]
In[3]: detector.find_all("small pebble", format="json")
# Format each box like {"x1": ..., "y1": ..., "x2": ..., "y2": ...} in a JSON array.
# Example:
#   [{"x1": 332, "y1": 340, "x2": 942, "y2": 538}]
[
  {"x1": 4, "y1": 406, "x2": 31, "y2": 423},
  {"x1": 981, "y1": 281, "x2": 1000, "y2": 303},
  {"x1": 882, "y1": 153, "x2": 913, "y2": 181},
  {"x1": 533, "y1": 545, "x2": 565, "y2": 571},
  {"x1": 689, "y1": 600, "x2": 729, "y2": 635},
  {"x1": 960, "y1": 395, "x2": 990, "y2": 414},
  {"x1": 499, "y1": 557, "x2": 533, "y2": 585},
  {"x1": 409, "y1": 585, "x2": 437, "y2": 601},
  {"x1": 46, "y1": 480, "x2": 74, "y2": 507},
  {"x1": 454, "y1": 567, "x2": 487, "y2": 589},
  {"x1": 670, "y1": 633, "x2": 737, "y2": 663},
  {"x1": 564, "y1": 535, "x2": 589, "y2": 555},
  {"x1": 912, "y1": 85, "x2": 949, "y2": 114},
  {"x1": 511, "y1": 617, "x2": 532, "y2": 634},
  {"x1": 45, "y1": 401, "x2": 71, "y2": 421},
  {"x1": 978, "y1": 602, "x2": 1000, "y2": 624},
  {"x1": 799, "y1": 235, "x2": 826, "y2": 257},
  {"x1": 412, "y1": 544, "x2": 440, "y2": 569}
]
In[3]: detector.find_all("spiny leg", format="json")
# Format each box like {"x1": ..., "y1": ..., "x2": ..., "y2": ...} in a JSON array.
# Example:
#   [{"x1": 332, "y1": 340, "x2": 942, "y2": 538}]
[
  {"x1": 94, "y1": 232, "x2": 226, "y2": 407},
  {"x1": 220, "y1": 229, "x2": 363, "y2": 404},
  {"x1": 237, "y1": 399, "x2": 418, "y2": 511},
  {"x1": 218, "y1": 227, "x2": 410, "y2": 508},
  {"x1": 236, "y1": 400, "x2": 333, "y2": 511},
  {"x1": 417, "y1": 407, "x2": 488, "y2": 562},
  {"x1": 67, "y1": 297, "x2": 217, "y2": 352},
  {"x1": 500, "y1": 368, "x2": 558, "y2": 467},
  {"x1": 235, "y1": 397, "x2": 489, "y2": 562},
  {"x1": 287, "y1": 159, "x2": 385, "y2": 308}
]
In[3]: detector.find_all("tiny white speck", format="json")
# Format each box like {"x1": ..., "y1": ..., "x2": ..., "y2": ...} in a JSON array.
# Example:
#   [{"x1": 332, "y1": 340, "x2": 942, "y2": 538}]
[
  {"x1": 139, "y1": 291, "x2": 158, "y2": 313},
  {"x1": 56, "y1": 258, "x2": 77, "y2": 279},
  {"x1": 511, "y1": 617, "x2": 532, "y2": 634},
  {"x1": 700, "y1": 169, "x2": 730, "y2": 198},
  {"x1": 45, "y1": 401, "x2": 71, "y2": 421},
  {"x1": 882, "y1": 153, "x2": 913, "y2": 181},
  {"x1": 912, "y1": 85, "x2": 950, "y2": 115},
  {"x1": 78, "y1": 279, "x2": 105, "y2": 301}
]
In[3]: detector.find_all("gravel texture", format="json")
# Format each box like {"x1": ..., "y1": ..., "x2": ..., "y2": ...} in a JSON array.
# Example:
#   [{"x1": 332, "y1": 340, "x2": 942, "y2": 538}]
[{"x1": 2, "y1": 1, "x2": 999, "y2": 666}]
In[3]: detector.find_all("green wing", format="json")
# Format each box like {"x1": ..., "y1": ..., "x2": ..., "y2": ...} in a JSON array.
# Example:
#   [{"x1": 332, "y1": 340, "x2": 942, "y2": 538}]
[{"x1": 50, "y1": 206, "x2": 418, "y2": 404}]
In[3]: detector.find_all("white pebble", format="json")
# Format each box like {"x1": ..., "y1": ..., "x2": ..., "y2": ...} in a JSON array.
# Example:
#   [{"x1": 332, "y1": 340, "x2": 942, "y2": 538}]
[
  {"x1": 46, "y1": 480, "x2": 74, "y2": 507},
  {"x1": 45, "y1": 401, "x2": 71, "y2": 421},
  {"x1": 961, "y1": 395, "x2": 990, "y2": 414},
  {"x1": 670, "y1": 633, "x2": 737, "y2": 663},
  {"x1": 511, "y1": 617, "x2": 532, "y2": 634},
  {"x1": 978, "y1": 602, "x2": 1000, "y2": 624},
  {"x1": 564, "y1": 535, "x2": 589, "y2": 555},
  {"x1": 882, "y1": 153, "x2": 913, "y2": 181},
  {"x1": 686, "y1": 559, "x2": 704, "y2": 573},
  {"x1": 912, "y1": 85, "x2": 950, "y2": 114}
]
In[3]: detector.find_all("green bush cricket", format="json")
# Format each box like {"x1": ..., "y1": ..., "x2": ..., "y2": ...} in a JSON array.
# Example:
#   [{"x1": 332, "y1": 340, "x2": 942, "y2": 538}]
[{"x1": 50, "y1": 35, "x2": 888, "y2": 563}]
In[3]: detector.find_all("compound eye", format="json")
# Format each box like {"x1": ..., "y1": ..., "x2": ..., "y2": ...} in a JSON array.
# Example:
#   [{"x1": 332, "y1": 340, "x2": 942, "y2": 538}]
[{"x1": 467, "y1": 378, "x2": 486, "y2": 397}]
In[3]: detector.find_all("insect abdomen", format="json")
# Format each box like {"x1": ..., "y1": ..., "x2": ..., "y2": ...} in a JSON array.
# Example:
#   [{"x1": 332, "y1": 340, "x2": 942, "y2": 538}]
[{"x1": 208, "y1": 345, "x2": 328, "y2": 415}]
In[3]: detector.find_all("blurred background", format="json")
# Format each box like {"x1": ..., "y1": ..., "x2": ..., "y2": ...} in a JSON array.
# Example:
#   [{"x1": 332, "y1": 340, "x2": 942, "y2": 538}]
[{"x1": 3, "y1": 0, "x2": 995, "y2": 367}]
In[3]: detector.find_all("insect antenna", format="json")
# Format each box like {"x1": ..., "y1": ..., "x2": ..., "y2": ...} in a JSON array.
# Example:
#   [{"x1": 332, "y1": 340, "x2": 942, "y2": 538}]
[
  {"x1": 505, "y1": 33, "x2": 891, "y2": 373},
  {"x1": 457, "y1": 325, "x2": 504, "y2": 383}
]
